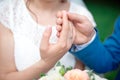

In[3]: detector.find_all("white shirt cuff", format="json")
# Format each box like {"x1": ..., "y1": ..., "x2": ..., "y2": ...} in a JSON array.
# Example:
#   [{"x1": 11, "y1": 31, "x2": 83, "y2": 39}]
[{"x1": 71, "y1": 31, "x2": 96, "y2": 52}]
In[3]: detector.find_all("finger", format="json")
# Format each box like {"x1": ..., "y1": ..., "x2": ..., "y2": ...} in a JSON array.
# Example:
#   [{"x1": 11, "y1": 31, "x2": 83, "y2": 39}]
[
  {"x1": 56, "y1": 25, "x2": 61, "y2": 38},
  {"x1": 59, "y1": 10, "x2": 69, "y2": 42},
  {"x1": 69, "y1": 22, "x2": 75, "y2": 42},
  {"x1": 56, "y1": 11, "x2": 62, "y2": 18},
  {"x1": 40, "y1": 27, "x2": 52, "y2": 49},
  {"x1": 67, "y1": 22, "x2": 74, "y2": 46},
  {"x1": 56, "y1": 18, "x2": 63, "y2": 25},
  {"x1": 56, "y1": 25, "x2": 62, "y2": 32},
  {"x1": 56, "y1": 32, "x2": 60, "y2": 38},
  {"x1": 67, "y1": 12, "x2": 86, "y2": 23}
]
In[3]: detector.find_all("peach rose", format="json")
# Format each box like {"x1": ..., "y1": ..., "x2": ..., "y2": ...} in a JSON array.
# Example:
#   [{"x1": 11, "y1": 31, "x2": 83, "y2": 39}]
[{"x1": 64, "y1": 69, "x2": 90, "y2": 80}]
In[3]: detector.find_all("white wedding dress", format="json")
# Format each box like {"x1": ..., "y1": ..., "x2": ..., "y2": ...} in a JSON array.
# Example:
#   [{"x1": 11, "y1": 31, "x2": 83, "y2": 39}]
[{"x1": 0, "y1": 0, "x2": 96, "y2": 71}]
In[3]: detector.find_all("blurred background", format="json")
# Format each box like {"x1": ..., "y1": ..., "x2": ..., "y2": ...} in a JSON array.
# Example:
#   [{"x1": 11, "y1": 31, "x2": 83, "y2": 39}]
[
  {"x1": 84, "y1": 0, "x2": 120, "y2": 41},
  {"x1": 0, "y1": 0, "x2": 119, "y2": 80},
  {"x1": 83, "y1": 0, "x2": 120, "y2": 80}
]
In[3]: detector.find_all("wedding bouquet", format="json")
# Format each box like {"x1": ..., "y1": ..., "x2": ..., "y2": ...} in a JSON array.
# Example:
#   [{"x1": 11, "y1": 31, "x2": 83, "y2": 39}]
[{"x1": 38, "y1": 62, "x2": 107, "y2": 80}]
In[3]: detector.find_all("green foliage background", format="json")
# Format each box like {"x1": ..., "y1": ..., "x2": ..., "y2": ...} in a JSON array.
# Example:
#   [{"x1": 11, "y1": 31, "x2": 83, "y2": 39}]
[{"x1": 84, "y1": 0, "x2": 120, "y2": 79}]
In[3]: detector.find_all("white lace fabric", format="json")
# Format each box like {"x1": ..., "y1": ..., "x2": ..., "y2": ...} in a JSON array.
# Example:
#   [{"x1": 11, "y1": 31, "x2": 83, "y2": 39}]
[{"x1": 0, "y1": 0, "x2": 96, "y2": 71}]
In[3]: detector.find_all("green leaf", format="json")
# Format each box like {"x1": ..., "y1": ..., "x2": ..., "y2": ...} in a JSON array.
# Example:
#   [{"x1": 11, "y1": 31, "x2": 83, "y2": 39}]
[
  {"x1": 59, "y1": 65, "x2": 66, "y2": 76},
  {"x1": 56, "y1": 61, "x2": 61, "y2": 66},
  {"x1": 87, "y1": 70, "x2": 93, "y2": 77},
  {"x1": 87, "y1": 70, "x2": 95, "y2": 80},
  {"x1": 66, "y1": 66, "x2": 72, "y2": 72},
  {"x1": 40, "y1": 73, "x2": 46, "y2": 78}
]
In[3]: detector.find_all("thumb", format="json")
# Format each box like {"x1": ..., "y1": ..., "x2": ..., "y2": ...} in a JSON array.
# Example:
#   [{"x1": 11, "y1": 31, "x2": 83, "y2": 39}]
[
  {"x1": 40, "y1": 27, "x2": 52, "y2": 49},
  {"x1": 67, "y1": 13, "x2": 85, "y2": 23}
]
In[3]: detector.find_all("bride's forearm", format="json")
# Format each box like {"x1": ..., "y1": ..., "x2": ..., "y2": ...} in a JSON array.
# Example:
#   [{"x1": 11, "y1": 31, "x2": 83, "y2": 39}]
[{"x1": 1, "y1": 60, "x2": 53, "y2": 80}]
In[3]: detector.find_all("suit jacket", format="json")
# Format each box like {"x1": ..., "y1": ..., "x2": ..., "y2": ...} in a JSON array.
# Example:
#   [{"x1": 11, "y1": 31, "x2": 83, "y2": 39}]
[{"x1": 70, "y1": 16, "x2": 120, "y2": 80}]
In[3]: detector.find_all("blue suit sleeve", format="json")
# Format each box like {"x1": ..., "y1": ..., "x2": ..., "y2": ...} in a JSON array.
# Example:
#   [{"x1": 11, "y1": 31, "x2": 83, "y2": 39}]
[{"x1": 70, "y1": 17, "x2": 120, "y2": 73}]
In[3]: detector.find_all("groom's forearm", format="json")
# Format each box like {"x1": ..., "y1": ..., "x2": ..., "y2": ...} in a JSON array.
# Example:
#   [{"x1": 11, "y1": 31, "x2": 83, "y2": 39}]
[{"x1": 69, "y1": 33, "x2": 114, "y2": 73}]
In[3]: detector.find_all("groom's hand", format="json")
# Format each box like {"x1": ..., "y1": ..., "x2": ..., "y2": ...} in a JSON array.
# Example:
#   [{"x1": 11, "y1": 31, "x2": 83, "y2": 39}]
[
  {"x1": 56, "y1": 12, "x2": 95, "y2": 45},
  {"x1": 67, "y1": 13, "x2": 95, "y2": 45}
]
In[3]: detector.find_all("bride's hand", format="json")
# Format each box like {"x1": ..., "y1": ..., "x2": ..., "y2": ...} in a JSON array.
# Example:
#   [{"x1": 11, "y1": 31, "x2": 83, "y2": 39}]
[
  {"x1": 56, "y1": 11, "x2": 76, "y2": 43},
  {"x1": 40, "y1": 11, "x2": 74, "y2": 69},
  {"x1": 56, "y1": 12, "x2": 95, "y2": 45}
]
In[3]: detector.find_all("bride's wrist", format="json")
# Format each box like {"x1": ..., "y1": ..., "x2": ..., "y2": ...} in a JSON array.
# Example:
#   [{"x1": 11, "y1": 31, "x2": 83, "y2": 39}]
[{"x1": 38, "y1": 60, "x2": 54, "y2": 72}]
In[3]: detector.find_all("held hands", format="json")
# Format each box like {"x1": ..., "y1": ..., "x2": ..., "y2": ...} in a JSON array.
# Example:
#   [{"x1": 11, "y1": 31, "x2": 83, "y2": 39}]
[
  {"x1": 39, "y1": 10, "x2": 95, "y2": 71},
  {"x1": 56, "y1": 11, "x2": 95, "y2": 45},
  {"x1": 40, "y1": 11, "x2": 74, "y2": 69}
]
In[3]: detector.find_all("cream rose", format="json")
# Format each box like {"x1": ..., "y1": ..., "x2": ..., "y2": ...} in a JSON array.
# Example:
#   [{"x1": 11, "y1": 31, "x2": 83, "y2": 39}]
[{"x1": 64, "y1": 69, "x2": 90, "y2": 80}]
